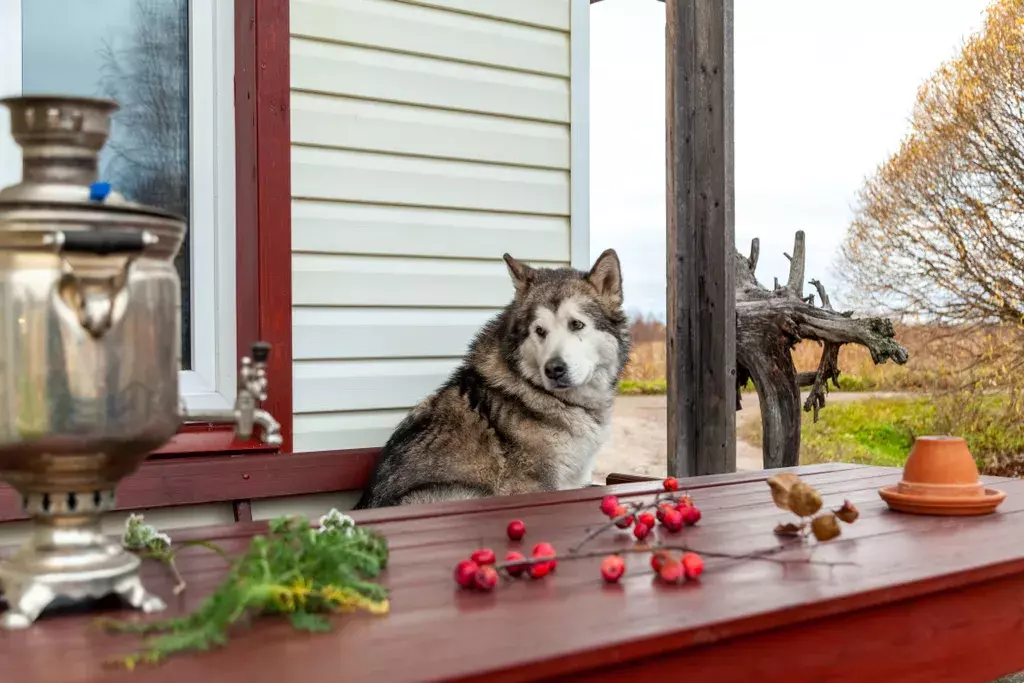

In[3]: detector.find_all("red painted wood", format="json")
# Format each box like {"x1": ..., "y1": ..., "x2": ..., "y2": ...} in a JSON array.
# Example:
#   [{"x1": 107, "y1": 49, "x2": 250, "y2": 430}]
[
  {"x1": 6, "y1": 466, "x2": 1024, "y2": 683},
  {"x1": 232, "y1": 0, "x2": 292, "y2": 452},
  {"x1": 254, "y1": 0, "x2": 293, "y2": 452},
  {"x1": 0, "y1": 449, "x2": 377, "y2": 522},
  {"x1": 149, "y1": 424, "x2": 277, "y2": 457}
]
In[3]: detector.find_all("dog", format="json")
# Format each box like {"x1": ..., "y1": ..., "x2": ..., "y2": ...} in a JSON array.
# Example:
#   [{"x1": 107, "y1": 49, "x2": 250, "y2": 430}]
[{"x1": 354, "y1": 249, "x2": 631, "y2": 509}]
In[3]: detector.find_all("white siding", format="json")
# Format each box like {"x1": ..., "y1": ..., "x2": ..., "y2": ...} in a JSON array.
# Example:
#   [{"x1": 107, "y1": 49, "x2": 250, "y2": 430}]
[{"x1": 290, "y1": 0, "x2": 589, "y2": 453}]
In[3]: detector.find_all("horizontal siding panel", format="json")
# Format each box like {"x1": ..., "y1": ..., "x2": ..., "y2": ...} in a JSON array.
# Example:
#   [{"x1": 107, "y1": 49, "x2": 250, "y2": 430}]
[
  {"x1": 294, "y1": 358, "x2": 459, "y2": 413},
  {"x1": 292, "y1": 0, "x2": 569, "y2": 76},
  {"x1": 291, "y1": 39, "x2": 569, "y2": 122},
  {"x1": 293, "y1": 409, "x2": 409, "y2": 452},
  {"x1": 293, "y1": 307, "x2": 497, "y2": 359},
  {"x1": 291, "y1": 93, "x2": 569, "y2": 169},
  {"x1": 393, "y1": 0, "x2": 570, "y2": 31},
  {"x1": 292, "y1": 147, "x2": 570, "y2": 215},
  {"x1": 293, "y1": 254, "x2": 541, "y2": 307},
  {"x1": 292, "y1": 201, "x2": 570, "y2": 261}
]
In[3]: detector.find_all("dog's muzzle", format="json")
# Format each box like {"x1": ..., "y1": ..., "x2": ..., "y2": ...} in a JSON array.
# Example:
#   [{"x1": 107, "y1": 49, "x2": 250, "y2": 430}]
[{"x1": 544, "y1": 358, "x2": 573, "y2": 389}]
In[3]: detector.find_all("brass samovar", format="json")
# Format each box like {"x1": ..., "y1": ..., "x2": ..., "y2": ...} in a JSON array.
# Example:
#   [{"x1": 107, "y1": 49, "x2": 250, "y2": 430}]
[{"x1": 0, "y1": 95, "x2": 282, "y2": 629}]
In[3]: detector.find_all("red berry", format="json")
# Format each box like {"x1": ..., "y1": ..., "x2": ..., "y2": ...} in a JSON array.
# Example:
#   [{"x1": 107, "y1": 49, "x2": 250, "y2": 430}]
[
  {"x1": 532, "y1": 541, "x2": 555, "y2": 558},
  {"x1": 611, "y1": 504, "x2": 634, "y2": 529},
  {"x1": 650, "y1": 550, "x2": 671, "y2": 572},
  {"x1": 505, "y1": 551, "x2": 528, "y2": 577},
  {"x1": 681, "y1": 552, "x2": 704, "y2": 580},
  {"x1": 677, "y1": 495, "x2": 694, "y2": 508},
  {"x1": 454, "y1": 560, "x2": 479, "y2": 588},
  {"x1": 682, "y1": 505, "x2": 702, "y2": 526},
  {"x1": 600, "y1": 495, "x2": 620, "y2": 516},
  {"x1": 662, "y1": 508, "x2": 684, "y2": 532},
  {"x1": 507, "y1": 520, "x2": 526, "y2": 541},
  {"x1": 529, "y1": 561, "x2": 552, "y2": 579},
  {"x1": 659, "y1": 559, "x2": 684, "y2": 584},
  {"x1": 633, "y1": 522, "x2": 651, "y2": 540},
  {"x1": 600, "y1": 555, "x2": 626, "y2": 583},
  {"x1": 474, "y1": 564, "x2": 499, "y2": 591},
  {"x1": 532, "y1": 542, "x2": 557, "y2": 571},
  {"x1": 663, "y1": 477, "x2": 680, "y2": 492},
  {"x1": 656, "y1": 504, "x2": 673, "y2": 522},
  {"x1": 638, "y1": 512, "x2": 656, "y2": 528},
  {"x1": 470, "y1": 548, "x2": 496, "y2": 565}
]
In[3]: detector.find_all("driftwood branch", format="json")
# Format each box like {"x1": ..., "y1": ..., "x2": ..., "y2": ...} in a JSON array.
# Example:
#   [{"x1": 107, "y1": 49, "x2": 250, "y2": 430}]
[{"x1": 736, "y1": 231, "x2": 909, "y2": 468}]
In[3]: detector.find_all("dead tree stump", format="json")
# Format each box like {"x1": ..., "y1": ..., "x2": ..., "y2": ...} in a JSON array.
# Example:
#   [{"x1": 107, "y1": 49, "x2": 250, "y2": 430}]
[{"x1": 736, "y1": 231, "x2": 909, "y2": 469}]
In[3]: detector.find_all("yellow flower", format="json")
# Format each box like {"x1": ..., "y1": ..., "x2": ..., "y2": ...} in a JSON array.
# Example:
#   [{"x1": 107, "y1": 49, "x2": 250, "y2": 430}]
[
  {"x1": 318, "y1": 585, "x2": 390, "y2": 616},
  {"x1": 290, "y1": 578, "x2": 314, "y2": 609}
]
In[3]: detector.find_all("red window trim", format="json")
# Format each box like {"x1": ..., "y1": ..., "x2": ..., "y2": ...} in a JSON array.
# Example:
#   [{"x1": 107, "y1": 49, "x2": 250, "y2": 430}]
[{"x1": 162, "y1": 0, "x2": 293, "y2": 457}]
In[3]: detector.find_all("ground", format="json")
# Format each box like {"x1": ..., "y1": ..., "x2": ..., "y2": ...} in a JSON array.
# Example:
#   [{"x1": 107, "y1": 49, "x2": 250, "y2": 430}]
[{"x1": 593, "y1": 392, "x2": 903, "y2": 483}]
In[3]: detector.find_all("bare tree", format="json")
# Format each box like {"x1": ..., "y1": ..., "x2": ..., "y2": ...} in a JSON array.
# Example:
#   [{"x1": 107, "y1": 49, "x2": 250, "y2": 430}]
[
  {"x1": 736, "y1": 232, "x2": 909, "y2": 468},
  {"x1": 840, "y1": 0, "x2": 1024, "y2": 364}
]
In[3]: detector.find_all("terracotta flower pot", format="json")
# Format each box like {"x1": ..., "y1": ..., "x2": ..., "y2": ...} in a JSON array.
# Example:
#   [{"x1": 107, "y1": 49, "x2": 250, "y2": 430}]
[
  {"x1": 897, "y1": 436, "x2": 983, "y2": 498},
  {"x1": 879, "y1": 435, "x2": 1006, "y2": 515}
]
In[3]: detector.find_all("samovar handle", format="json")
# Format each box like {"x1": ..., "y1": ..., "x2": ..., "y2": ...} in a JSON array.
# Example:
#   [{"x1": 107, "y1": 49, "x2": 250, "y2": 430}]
[{"x1": 47, "y1": 229, "x2": 158, "y2": 338}]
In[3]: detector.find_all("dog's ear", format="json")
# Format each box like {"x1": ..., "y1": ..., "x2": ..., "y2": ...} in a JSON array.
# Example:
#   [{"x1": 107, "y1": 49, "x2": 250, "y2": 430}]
[
  {"x1": 503, "y1": 253, "x2": 534, "y2": 295},
  {"x1": 586, "y1": 249, "x2": 623, "y2": 305}
]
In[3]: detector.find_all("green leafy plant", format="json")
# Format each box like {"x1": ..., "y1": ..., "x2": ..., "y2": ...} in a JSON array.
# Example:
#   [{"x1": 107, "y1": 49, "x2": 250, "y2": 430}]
[{"x1": 106, "y1": 509, "x2": 390, "y2": 670}]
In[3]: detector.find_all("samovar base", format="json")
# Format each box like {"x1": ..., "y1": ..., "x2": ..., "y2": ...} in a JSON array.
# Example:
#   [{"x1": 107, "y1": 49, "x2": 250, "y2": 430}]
[{"x1": 0, "y1": 491, "x2": 166, "y2": 630}]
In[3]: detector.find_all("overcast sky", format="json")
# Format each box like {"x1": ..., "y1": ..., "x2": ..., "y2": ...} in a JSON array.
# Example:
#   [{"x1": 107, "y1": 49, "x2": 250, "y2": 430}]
[{"x1": 590, "y1": 0, "x2": 992, "y2": 319}]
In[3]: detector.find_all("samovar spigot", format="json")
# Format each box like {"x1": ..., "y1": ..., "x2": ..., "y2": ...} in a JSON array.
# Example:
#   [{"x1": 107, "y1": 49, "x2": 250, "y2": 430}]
[{"x1": 180, "y1": 341, "x2": 283, "y2": 447}]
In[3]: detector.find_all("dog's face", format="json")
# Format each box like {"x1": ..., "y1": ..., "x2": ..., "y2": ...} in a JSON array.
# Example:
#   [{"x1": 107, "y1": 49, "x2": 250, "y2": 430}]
[{"x1": 502, "y1": 250, "x2": 630, "y2": 395}]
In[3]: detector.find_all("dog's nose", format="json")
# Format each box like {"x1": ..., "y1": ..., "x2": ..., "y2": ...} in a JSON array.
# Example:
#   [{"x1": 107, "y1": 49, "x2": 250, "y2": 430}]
[{"x1": 544, "y1": 358, "x2": 568, "y2": 381}]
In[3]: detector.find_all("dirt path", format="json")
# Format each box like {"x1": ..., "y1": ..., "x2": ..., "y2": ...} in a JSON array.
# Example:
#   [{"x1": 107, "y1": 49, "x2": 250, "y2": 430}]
[{"x1": 592, "y1": 391, "x2": 907, "y2": 484}]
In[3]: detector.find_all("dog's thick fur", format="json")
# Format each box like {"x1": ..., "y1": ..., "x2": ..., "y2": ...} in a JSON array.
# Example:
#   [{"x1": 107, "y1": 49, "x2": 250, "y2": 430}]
[{"x1": 355, "y1": 250, "x2": 631, "y2": 509}]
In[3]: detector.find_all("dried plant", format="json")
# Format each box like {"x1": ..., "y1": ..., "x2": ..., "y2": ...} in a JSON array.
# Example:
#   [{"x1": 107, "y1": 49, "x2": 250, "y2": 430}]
[{"x1": 767, "y1": 473, "x2": 859, "y2": 542}]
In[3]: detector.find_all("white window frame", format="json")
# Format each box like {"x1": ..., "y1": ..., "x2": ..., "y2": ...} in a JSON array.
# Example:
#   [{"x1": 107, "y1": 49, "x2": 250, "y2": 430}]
[{"x1": 0, "y1": 0, "x2": 238, "y2": 413}]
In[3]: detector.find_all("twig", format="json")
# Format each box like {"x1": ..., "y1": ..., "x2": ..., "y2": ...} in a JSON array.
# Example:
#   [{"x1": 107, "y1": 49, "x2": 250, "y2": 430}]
[
  {"x1": 496, "y1": 541, "x2": 856, "y2": 578},
  {"x1": 568, "y1": 493, "x2": 679, "y2": 554}
]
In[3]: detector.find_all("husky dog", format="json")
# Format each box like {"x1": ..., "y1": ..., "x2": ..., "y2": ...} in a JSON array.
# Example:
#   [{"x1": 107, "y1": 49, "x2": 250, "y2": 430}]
[{"x1": 355, "y1": 249, "x2": 631, "y2": 509}]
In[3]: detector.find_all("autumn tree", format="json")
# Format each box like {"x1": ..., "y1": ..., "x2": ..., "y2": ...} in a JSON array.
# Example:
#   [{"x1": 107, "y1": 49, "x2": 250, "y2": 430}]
[{"x1": 841, "y1": 0, "x2": 1024, "y2": 368}]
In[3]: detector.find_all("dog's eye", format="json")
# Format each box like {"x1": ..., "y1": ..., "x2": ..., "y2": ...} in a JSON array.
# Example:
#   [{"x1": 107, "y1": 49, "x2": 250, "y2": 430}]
[
  {"x1": 534, "y1": 326, "x2": 547, "y2": 339},
  {"x1": 569, "y1": 319, "x2": 585, "y2": 332}
]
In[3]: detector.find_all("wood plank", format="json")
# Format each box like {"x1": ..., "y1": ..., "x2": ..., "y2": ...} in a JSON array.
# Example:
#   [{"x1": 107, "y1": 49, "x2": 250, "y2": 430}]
[
  {"x1": 293, "y1": 357, "x2": 459, "y2": 413},
  {"x1": 291, "y1": 254, "x2": 554, "y2": 308},
  {"x1": 293, "y1": 409, "x2": 408, "y2": 452},
  {"x1": 393, "y1": 0, "x2": 570, "y2": 31},
  {"x1": 0, "y1": 449, "x2": 377, "y2": 523},
  {"x1": 7, "y1": 468, "x2": 1024, "y2": 683},
  {"x1": 665, "y1": 0, "x2": 736, "y2": 477},
  {"x1": 292, "y1": 307, "x2": 496, "y2": 360},
  {"x1": 291, "y1": 147, "x2": 571, "y2": 215},
  {"x1": 292, "y1": 0, "x2": 570, "y2": 77},
  {"x1": 291, "y1": 93, "x2": 569, "y2": 168},
  {"x1": 291, "y1": 201, "x2": 570, "y2": 261},
  {"x1": 291, "y1": 38, "x2": 570, "y2": 123}
]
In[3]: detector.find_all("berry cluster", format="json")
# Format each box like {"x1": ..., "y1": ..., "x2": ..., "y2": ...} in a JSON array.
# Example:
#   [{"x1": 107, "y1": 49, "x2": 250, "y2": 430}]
[
  {"x1": 454, "y1": 540, "x2": 558, "y2": 592},
  {"x1": 453, "y1": 477, "x2": 706, "y2": 592}
]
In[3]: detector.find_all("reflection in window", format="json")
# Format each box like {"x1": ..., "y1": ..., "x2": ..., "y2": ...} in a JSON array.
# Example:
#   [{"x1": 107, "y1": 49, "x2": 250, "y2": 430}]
[{"x1": 21, "y1": 0, "x2": 192, "y2": 369}]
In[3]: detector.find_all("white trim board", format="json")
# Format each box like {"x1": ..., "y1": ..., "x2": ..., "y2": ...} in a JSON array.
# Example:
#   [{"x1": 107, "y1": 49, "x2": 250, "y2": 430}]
[
  {"x1": 569, "y1": 0, "x2": 591, "y2": 270},
  {"x1": 0, "y1": 0, "x2": 237, "y2": 413}
]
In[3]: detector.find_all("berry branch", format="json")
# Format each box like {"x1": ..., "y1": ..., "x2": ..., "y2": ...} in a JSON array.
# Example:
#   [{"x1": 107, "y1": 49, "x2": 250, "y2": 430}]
[{"x1": 454, "y1": 476, "x2": 860, "y2": 593}]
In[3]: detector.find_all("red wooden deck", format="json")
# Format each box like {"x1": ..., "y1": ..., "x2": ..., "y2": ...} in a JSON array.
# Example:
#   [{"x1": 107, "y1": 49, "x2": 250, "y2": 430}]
[{"x1": 4, "y1": 463, "x2": 1024, "y2": 683}]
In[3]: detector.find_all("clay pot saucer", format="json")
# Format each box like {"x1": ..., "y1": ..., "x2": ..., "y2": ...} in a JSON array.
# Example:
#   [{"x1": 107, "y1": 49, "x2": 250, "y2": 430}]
[{"x1": 879, "y1": 435, "x2": 1006, "y2": 516}]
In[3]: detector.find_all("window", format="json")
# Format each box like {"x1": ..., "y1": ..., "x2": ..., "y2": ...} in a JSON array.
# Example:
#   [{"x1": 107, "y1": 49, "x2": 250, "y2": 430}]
[{"x1": 0, "y1": 0, "x2": 237, "y2": 413}]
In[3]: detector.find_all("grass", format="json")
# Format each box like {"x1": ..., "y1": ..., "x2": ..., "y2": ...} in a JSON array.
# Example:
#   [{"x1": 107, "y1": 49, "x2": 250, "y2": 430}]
[{"x1": 737, "y1": 395, "x2": 1024, "y2": 473}]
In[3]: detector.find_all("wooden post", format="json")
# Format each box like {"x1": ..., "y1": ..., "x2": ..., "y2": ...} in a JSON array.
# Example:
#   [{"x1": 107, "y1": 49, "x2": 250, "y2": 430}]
[{"x1": 665, "y1": 0, "x2": 736, "y2": 477}]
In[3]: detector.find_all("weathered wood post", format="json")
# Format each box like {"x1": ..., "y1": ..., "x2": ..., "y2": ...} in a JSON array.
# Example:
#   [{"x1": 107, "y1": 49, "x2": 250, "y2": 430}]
[{"x1": 665, "y1": 0, "x2": 736, "y2": 477}]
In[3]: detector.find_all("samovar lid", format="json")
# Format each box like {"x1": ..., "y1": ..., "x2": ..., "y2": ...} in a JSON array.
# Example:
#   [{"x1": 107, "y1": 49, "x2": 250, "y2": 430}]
[{"x1": 0, "y1": 94, "x2": 185, "y2": 223}]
